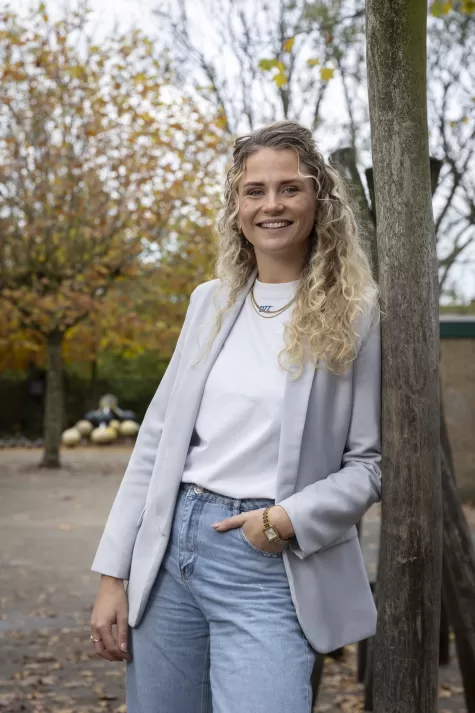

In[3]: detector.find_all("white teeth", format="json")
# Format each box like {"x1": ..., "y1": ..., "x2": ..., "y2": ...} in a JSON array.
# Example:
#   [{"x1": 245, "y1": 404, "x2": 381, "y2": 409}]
[{"x1": 259, "y1": 221, "x2": 290, "y2": 228}]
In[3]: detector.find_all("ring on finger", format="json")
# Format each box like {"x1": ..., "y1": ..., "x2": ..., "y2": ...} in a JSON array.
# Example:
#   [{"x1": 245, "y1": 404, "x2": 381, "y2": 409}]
[{"x1": 90, "y1": 635, "x2": 102, "y2": 643}]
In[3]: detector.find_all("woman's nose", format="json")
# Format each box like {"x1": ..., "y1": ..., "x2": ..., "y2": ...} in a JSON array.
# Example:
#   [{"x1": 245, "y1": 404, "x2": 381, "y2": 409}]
[{"x1": 262, "y1": 193, "x2": 284, "y2": 213}]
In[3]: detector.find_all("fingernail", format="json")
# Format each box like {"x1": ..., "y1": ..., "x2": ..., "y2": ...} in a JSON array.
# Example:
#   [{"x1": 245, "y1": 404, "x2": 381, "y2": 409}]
[
  {"x1": 120, "y1": 643, "x2": 127, "y2": 652},
  {"x1": 211, "y1": 523, "x2": 220, "y2": 529}
]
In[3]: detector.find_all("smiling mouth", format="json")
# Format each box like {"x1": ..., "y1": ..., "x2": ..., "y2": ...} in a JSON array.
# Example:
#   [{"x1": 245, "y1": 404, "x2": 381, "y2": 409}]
[{"x1": 256, "y1": 220, "x2": 293, "y2": 229}]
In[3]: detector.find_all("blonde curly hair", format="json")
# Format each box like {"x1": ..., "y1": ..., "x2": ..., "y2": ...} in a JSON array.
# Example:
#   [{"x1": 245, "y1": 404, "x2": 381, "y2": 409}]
[{"x1": 203, "y1": 120, "x2": 380, "y2": 379}]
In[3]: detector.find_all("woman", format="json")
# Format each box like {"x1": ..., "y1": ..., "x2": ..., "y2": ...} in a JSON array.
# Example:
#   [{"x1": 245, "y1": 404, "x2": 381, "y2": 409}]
[{"x1": 90, "y1": 120, "x2": 382, "y2": 713}]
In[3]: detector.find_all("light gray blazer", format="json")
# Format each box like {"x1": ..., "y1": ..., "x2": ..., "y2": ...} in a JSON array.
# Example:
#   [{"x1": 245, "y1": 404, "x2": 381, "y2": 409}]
[{"x1": 92, "y1": 268, "x2": 382, "y2": 654}]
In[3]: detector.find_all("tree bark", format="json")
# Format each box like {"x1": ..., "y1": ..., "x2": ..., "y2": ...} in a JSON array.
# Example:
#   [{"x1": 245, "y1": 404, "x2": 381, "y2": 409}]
[
  {"x1": 441, "y1": 446, "x2": 475, "y2": 712},
  {"x1": 40, "y1": 331, "x2": 64, "y2": 468},
  {"x1": 366, "y1": 2, "x2": 443, "y2": 712},
  {"x1": 330, "y1": 148, "x2": 378, "y2": 283},
  {"x1": 439, "y1": 591, "x2": 450, "y2": 667},
  {"x1": 440, "y1": 378, "x2": 456, "y2": 478}
]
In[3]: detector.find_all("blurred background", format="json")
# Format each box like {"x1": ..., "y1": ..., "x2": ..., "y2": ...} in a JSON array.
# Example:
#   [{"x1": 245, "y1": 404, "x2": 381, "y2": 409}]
[{"x1": 0, "y1": 1, "x2": 474, "y2": 712}]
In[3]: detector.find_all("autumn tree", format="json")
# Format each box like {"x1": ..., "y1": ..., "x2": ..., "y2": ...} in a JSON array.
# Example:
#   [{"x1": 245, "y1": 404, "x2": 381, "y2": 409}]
[{"x1": 0, "y1": 1, "x2": 226, "y2": 467}]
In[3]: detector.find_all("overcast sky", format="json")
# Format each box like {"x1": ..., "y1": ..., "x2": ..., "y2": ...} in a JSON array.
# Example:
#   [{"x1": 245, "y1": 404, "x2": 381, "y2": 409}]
[{"x1": 14, "y1": 0, "x2": 155, "y2": 29}]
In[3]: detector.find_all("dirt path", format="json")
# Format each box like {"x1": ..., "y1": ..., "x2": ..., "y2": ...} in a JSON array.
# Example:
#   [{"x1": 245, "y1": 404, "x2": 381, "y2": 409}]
[{"x1": 0, "y1": 448, "x2": 471, "y2": 712}]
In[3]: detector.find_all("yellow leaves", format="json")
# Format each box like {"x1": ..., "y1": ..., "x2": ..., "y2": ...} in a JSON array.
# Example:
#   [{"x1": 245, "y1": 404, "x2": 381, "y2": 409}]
[
  {"x1": 274, "y1": 72, "x2": 287, "y2": 88},
  {"x1": 320, "y1": 67, "x2": 334, "y2": 81},
  {"x1": 430, "y1": 0, "x2": 475, "y2": 13},
  {"x1": 258, "y1": 58, "x2": 287, "y2": 87},
  {"x1": 258, "y1": 58, "x2": 278, "y2": 71},
  {"x1": 215, "y1": 113, "x2": 228, "y2": 130},
  {"x1": 68, "y1": 66, "x2": 84, "y2": 79},
  {"x1": 307, "y1": 58, "x2": 320, "y2": 67},
  {"x1": 282, "y1": 37, "x2": 294, "y2": 52},
  {"x1": 0, "y1": 3, "x2": 227, "y2": 355},
  {"x1": 430, "y1": 0, "x2": 452, "y2": 15},
  {"x1": 449, "y1": 116, "x2": 469, "y2": 128}
]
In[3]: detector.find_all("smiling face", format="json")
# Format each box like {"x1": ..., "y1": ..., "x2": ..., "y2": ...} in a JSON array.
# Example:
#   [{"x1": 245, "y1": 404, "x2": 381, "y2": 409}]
[{"x1": 237, "y1": 148, "x2": 316, "y2": 273}]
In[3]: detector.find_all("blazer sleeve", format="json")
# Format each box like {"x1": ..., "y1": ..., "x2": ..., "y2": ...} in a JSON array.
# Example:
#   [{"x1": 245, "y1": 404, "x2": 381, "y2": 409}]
[
  {"x1": 91, "y1": 288, "x2": 198, "y2": 579},
  {"x1": 278, "y1": 299, "x2": 382, "y2": 560}
]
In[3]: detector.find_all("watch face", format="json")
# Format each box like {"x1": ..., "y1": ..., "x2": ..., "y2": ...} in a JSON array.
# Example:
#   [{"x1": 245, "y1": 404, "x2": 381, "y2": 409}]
[{"x1": 264, "y1": 526, "x2": 278, "y2": 542}]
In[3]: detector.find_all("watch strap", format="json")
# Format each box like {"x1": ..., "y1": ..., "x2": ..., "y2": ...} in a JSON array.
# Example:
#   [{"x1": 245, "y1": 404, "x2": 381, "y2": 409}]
[{"x1": 263, "y1": 506, "x2": 289, "y2": 546}]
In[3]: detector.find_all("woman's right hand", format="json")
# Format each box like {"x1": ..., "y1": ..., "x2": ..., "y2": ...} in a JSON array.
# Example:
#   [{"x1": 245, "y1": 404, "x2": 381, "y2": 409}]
[{"x1": 90, "y1": 575, "x2": 130, "y2": 662}]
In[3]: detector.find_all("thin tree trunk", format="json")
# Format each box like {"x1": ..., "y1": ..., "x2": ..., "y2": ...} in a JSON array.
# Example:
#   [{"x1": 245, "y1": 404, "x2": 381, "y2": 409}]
[
  {"x1": 441, "y1": 446, "x2": 475, "y2": 712},
  {"x1": 438, "y1": 379, "x2": 452, "y2": 669},
  {"x1": 40, "y1": 331, "x2": 64, "y2": 468},
  {"x1": 440, "y1": 379, "x2": 455, "y2": 478},
  {"x1": 330, "y1": 148, "x2": 378, "y2": 282},
  {"x1": 439, "y1": 591, "x2": 450, "y2": 667},
  {"x1": 310, "y1": 653, "x2": 325, "y2": 707},
  {"x1": 366, "y1": 2, "x2": 443, "y2": 712}
]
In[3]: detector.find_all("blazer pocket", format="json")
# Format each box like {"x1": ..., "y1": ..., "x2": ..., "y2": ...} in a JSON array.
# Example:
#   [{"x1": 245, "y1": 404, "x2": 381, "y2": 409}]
[
  {"x1": 318, "y1": 525, "x2": 358, "y2": 553},
  {"x1": 136, "y1": 507, "x2": 146, "y2": 528}
]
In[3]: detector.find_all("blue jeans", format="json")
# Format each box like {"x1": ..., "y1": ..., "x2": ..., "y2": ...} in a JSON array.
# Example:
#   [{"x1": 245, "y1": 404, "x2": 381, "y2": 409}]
[{"x1": 127, "y1": 483, "x2": 316, "y2": 713}]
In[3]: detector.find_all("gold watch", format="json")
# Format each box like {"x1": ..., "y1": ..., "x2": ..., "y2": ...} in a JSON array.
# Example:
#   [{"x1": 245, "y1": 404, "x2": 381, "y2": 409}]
[{"x1": 263, "y1": 507, "x2": 289, "y2": 546}]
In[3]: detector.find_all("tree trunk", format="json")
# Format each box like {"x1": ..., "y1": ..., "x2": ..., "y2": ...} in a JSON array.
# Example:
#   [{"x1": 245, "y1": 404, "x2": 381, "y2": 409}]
[
  {"x1": 310, "y1": 653, "x2": 325, "y2": 707},
  {"x1": 330, "y1": 148, "x2": 379, "y2": 282},
  {"x1": 441, "y1": 445, "x2": 475, "y2": 712},
  {"x1": 366, "y1": 2, "x2": 443, "y2": 712},
  {"x1": 40, "y1": 331, "x2": 64, "y2": 468},
  {"x1": 440, "y1": 378, "x2": 455, "y2": 477},
  {"x1": 439, "y1": 591, "x2": 450, "y2": 667}
]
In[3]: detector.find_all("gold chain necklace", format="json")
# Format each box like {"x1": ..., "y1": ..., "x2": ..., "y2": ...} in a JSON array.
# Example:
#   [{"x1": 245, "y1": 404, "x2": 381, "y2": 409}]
[{"x1": 249, "y1": 283, "x2": 297, "y2": 319}]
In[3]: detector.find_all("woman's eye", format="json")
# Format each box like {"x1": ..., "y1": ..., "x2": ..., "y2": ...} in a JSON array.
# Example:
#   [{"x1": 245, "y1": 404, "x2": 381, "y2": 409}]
[{"x1": 247, "y1": 186, "x2": 298, "y2": 197}]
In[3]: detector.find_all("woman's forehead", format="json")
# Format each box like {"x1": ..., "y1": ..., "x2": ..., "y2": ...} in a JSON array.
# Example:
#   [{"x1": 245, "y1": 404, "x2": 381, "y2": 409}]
[{"x1": 241, "y1": 148, "x2": 314, "y2": 187}]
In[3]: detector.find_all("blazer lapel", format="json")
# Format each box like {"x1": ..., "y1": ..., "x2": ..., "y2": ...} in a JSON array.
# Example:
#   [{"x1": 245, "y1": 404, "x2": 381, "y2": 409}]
[
  {"x1": 154, "y1": 269, "x2": 258, "y2": 527},
  {"x1": 275, "y1": 354, "x2": 317, "y2": 502}
]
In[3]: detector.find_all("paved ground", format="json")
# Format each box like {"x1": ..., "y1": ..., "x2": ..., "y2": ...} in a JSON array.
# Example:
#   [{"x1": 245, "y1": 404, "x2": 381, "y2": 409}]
[{"x1": 0, "y1": 447, "x2": 473, "y2": 712}]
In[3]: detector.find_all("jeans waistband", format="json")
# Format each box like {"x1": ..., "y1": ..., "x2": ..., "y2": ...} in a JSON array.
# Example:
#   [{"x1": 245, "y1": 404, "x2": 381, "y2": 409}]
[{"x1": 178, "y1": 482, "x2": 275, "y2": 513}]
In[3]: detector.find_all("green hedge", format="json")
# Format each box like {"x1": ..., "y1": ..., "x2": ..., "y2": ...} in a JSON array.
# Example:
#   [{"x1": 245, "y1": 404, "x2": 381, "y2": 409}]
[{"x1": 0, "y1": 357, "x2": 170, "y2": 438}]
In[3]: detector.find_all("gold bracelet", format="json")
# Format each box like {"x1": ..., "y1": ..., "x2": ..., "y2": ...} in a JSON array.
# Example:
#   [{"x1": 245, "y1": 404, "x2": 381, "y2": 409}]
[{"x1": 262, "y1": 507, "x2": 289, "y2": 546}]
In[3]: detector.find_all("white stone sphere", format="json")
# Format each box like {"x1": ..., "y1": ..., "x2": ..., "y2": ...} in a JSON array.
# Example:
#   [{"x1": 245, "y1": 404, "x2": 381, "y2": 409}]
[
  {"x1": 75, "y1": 420, "x2": 93, "y2": 437},
  {"x1": 109, "y1": 419, "x2": 121, "y2": 432},
  {"x1": 119, "y1": 420, "x2": 140, "y2": 437},
  {"x1": 91, "y1": 426, "x2": 117, "y2": 445},
  {"x1": 62, "y1": 428, "x2": 81, "y2": 447}
]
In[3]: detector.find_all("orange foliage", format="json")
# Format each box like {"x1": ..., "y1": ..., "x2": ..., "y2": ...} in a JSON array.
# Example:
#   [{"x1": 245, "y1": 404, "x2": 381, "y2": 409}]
[{"x1": 0, "y1": 2, "x2": 228, "y2": 353}]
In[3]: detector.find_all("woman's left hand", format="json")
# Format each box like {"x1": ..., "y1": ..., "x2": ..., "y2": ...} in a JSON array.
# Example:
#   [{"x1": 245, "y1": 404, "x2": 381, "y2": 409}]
[{"x1": 211, "y1": 506, "x2": 294, "y2": 554}]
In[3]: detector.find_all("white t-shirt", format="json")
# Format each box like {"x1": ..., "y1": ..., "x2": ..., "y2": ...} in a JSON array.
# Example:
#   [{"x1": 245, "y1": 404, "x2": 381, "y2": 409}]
[{"x1": 181, "y1": 278, "x2": 299, "y2": 499}]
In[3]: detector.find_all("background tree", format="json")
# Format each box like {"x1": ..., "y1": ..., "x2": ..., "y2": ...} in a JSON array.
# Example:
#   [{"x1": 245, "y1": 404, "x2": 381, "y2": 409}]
[
  {"x1": 156, "y1": 0, "x2": 475, "y2": 303},
  {"x1": 0, "y1": 1, "x2": 226, "y2": 467},
  {"x1": 427, "y1": 4, "x2": 475, "y2": 297},
  {"x1": 155, "y1": 0, "x2": 366, "y2": 136}
]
